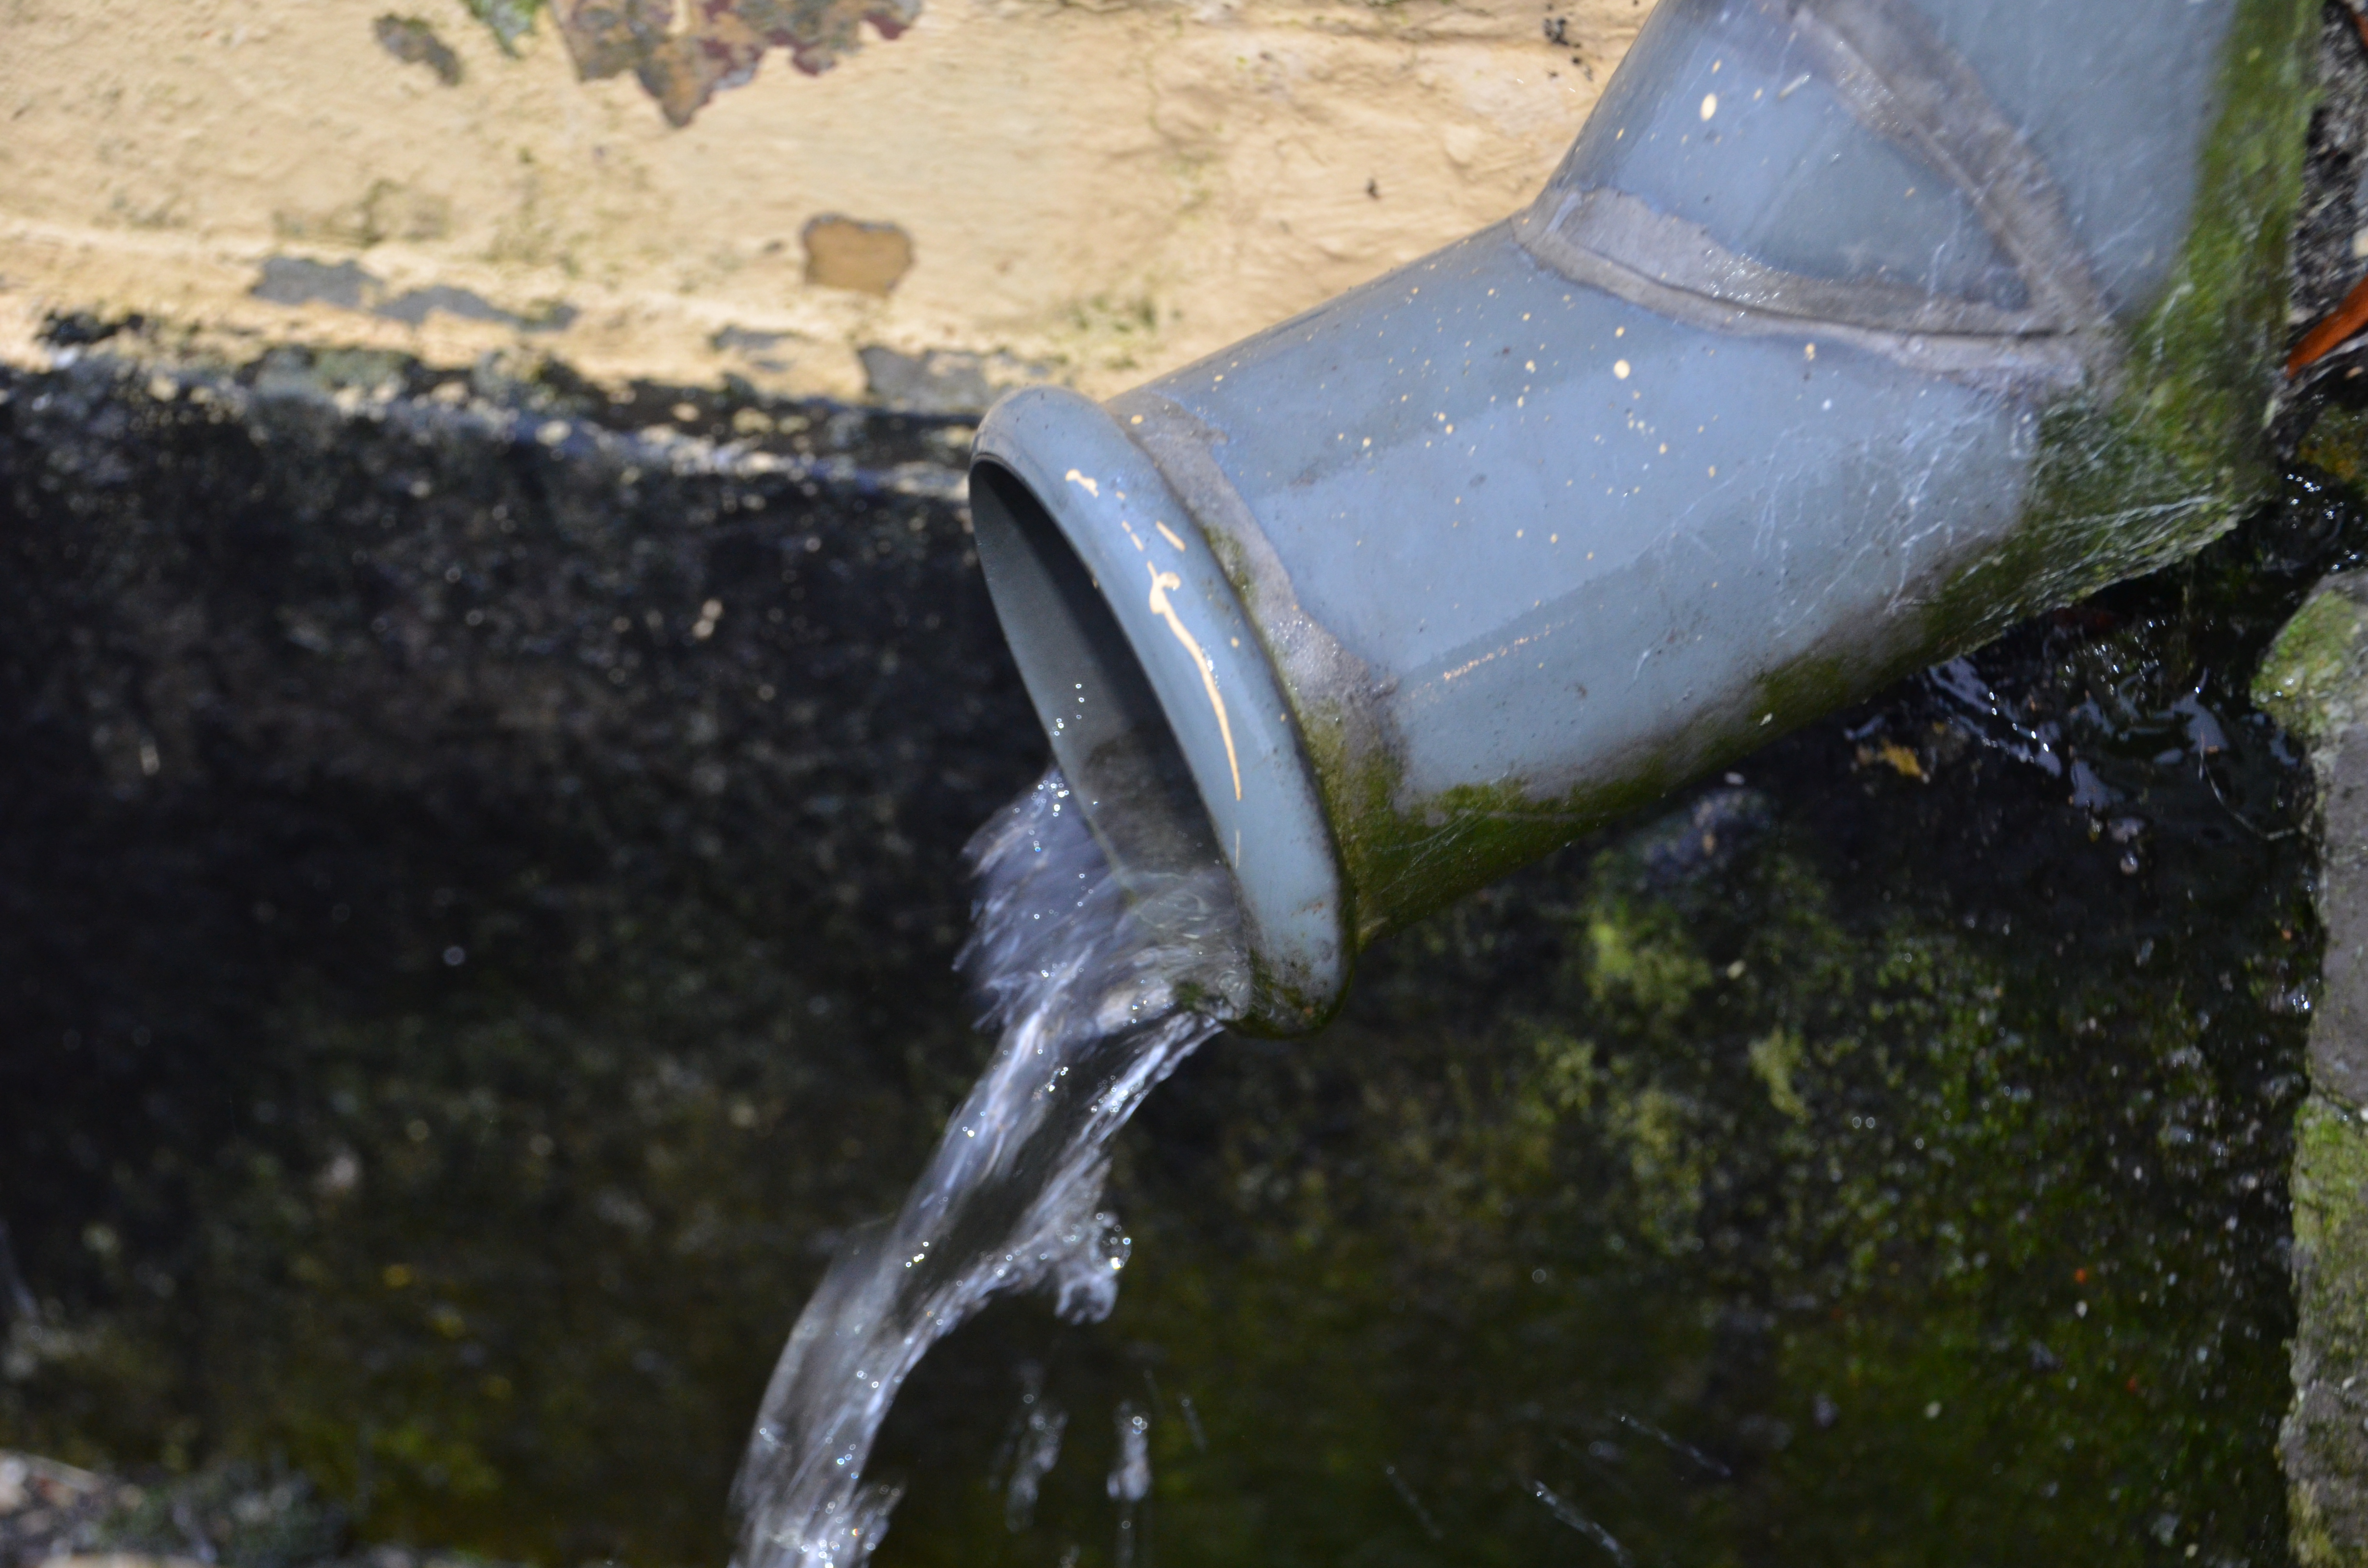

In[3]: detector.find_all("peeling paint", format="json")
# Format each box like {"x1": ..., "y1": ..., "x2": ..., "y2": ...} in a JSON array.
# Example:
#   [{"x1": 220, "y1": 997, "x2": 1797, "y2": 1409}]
[
  {"x1": 859, "y1": 346, "x2": 1047, "y2": 414},
  {"x1": 801, "y1": 215, "x2": 913, "y2": 296},
  {"x1": 0, "y1": 0, "x2": 1641, "y2": 405},
  {"x1": 250, "y1": 257, "x2": 577, "y2": 334},
  {"x1": 465, "y1": 0, "x2": 544, "y2": 54},
  {"x1": 373, "y1": 15, "x2": 464, "y2": 85},
  {"x1": 553, "y1": 0, "x2": 921, "y2": 125}
]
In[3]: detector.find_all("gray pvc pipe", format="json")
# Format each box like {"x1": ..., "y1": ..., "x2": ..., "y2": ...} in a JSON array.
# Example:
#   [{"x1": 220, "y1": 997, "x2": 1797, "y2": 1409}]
[{"x1": 970, "y1": 0, "x2": 2317, "y2": 1035}]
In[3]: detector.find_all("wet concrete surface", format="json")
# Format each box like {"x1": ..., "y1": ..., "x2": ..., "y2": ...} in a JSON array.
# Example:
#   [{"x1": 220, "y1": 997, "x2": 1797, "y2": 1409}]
[
  {"x1": 1, "y1": 325, "x2": 2358, "y2": 1564},
  {"x1": 0, "y1": 338, "x2": 1037, "y2": 1561}
]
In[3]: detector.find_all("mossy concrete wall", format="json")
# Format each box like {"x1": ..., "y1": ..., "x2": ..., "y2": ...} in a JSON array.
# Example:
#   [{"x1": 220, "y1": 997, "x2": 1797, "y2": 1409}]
[
  {"x1": 0, "y1": 340, "x2": 2328, "y2": 1564},
  {"x1": 2255, "y1": 516, "x2": 2368, "y2": 1561},
  {"x1": 0, "y1": 0, "x2": 1651, "y2": 407},
  {"x1": 6, "y1": 1, "x2": 2363, "y2": 1552}
]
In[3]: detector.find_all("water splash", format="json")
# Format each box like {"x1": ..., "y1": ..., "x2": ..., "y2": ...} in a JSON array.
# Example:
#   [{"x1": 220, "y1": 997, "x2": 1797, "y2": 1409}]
[
  {"x1": 1106, "y1": 1400, "x2": 1152, "y2": 1568},
  {"x1": 730, "y1": 769, "x2": 1244, "y2": 1568},
  {"x1": 994, "y1": 1364, "x2": 1066, "y2": 1532},
  {"x1": 1528, "y1": 1480, "x2": 1632, "y2": 1567}
]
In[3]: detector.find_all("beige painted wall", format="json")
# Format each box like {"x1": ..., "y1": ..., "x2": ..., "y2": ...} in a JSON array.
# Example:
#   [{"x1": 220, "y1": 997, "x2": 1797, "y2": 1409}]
[{"x1": 0, "y1": 0, "x2": 1653, "y2": 400}]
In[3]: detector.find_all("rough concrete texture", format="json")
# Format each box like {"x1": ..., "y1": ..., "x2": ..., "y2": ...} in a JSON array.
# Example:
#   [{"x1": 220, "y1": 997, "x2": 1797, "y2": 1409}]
[
  {"x1": 0, "y1": 0, "x2": 1648, "y2": 405},
  {"x1": 0, "y1": 331, "x2": 2334, "y2": 1565},
  {"x1": 5, "y1": 1, "x2": 2366, "y2": 1553},
  {"x1": 2258, "y1": 564, "x2": 2368, "y2": 1565},
  {"x1": 2251, "y1": 11, "x2": 2368, "y2": 1553},
  {"x1": 0, "y1": 336, "x2": 1044, "y2": 1561},
  {"x1": 2289, "y1": 1093, "x2": 2368, "y2": 1564}
]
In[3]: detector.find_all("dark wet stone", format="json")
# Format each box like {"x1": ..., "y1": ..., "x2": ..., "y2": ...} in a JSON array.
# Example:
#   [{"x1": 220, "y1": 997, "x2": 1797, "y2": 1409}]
[{"x1": 0, "y1": 344, "x2": 1039, "y2": 1561}]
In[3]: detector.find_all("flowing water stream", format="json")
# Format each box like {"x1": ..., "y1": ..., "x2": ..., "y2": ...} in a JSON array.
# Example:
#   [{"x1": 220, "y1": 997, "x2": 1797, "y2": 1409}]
[{"x1": 730, "y1": 771, "x2": 1245, "y2": 1568}]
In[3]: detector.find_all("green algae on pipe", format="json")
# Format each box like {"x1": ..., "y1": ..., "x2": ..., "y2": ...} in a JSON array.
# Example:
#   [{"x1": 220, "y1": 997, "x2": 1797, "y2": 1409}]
[{"x1": 971, "y1": 0, "x2": 2320, "y2": 1036}]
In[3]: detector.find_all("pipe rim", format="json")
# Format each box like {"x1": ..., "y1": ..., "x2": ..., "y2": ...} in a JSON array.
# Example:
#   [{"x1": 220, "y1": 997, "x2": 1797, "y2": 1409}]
[{"x1": 970, "y1": 386, "x2": 1349, "y2": 1033}]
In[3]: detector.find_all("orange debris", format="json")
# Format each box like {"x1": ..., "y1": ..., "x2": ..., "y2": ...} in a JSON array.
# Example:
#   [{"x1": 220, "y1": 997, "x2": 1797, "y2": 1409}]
[{"x1": 2289, "y1": 272, "x2": 2368, "y2": 376}]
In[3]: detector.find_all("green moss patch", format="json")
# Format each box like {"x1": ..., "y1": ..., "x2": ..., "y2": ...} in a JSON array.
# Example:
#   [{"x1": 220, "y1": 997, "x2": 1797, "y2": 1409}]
[{"x1": 2254, "y1": 582, "x2": 2365, "y2": 745}]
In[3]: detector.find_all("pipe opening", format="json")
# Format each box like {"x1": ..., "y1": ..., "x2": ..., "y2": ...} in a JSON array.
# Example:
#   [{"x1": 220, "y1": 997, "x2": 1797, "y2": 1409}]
[{"x1": 968, "y1": 461, "x2": 1226, "y2": 889}]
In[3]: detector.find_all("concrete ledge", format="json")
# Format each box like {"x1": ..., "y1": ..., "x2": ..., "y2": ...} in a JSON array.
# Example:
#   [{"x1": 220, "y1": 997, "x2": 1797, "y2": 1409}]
[{"x1": 0, "y1": 0, "x2": 1645, "y2": 404}]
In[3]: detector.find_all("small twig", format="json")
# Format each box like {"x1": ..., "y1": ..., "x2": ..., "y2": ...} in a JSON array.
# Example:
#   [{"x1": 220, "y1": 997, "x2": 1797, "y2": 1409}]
[
  {"x1": 2285, "y1": 319, "x2": 2368, "y2": 392},
  {"x1": 2201, "y1": 755, "x2": 2300, "y2": 841},
  {"x1": 2289, "y1": 271, "x2": 2368, "y2": 375}
]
